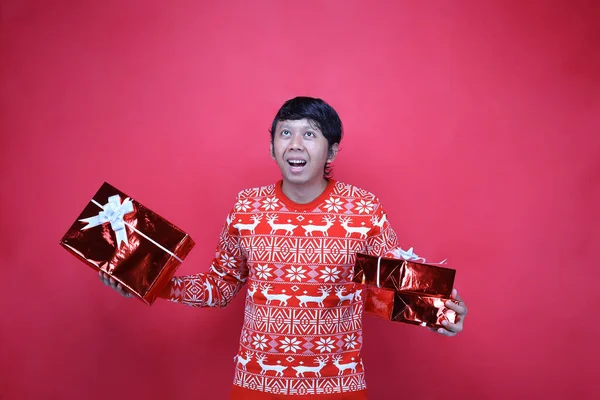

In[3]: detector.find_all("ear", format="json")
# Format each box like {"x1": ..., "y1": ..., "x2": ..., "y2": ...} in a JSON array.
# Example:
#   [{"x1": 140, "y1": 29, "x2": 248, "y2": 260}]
[
  {"x1": 327, "y1": 143, "x2": 339, "y2": 163},
  {"x1": 270, "y1": 142, "x2": 275, "y2": 160}
]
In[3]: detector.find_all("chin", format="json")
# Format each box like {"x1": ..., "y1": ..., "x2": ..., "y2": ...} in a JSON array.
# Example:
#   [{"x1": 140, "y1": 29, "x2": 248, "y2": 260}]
[
  {"x1": 283, "y1": 175, "x2": 308, "y2": 185},
  {"x1": 284, "y1": 174, "x2": 322, "y2": 186}
]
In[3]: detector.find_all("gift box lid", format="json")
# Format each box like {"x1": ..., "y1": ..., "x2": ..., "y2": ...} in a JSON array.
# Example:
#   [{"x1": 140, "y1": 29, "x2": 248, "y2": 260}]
[{"x1": 353, "y1": 252, "x2": 455, "y2": 297}]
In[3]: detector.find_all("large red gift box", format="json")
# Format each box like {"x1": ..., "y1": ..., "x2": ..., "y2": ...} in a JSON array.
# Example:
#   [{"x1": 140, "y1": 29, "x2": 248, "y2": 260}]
[
  {"x1": 60, "y1": 182, "x2": 194, "y2": 305},
  {"x1": 353, "y1": 252, "x2": 457, "y2": 329}
]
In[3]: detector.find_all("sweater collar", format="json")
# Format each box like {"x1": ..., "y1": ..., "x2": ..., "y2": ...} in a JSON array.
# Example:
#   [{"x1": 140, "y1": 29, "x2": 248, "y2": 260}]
[{"x1": 274, "y1": 179, "x2": 336, "y2": 211}]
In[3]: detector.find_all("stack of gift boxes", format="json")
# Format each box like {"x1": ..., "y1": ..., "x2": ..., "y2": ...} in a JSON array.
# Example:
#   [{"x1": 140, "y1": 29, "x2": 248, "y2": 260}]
[{"x1": 352, "y1": 252, "x2": 457, "y2": 329}]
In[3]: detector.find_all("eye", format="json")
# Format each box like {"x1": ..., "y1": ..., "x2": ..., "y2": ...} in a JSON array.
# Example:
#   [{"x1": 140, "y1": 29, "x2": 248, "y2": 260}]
[
  {"x1": 281, "y1": 130, "x2": 291, "y2": 137},
  {"x1": 305, "y1": 131, "x2": 315, "y2": 137}
]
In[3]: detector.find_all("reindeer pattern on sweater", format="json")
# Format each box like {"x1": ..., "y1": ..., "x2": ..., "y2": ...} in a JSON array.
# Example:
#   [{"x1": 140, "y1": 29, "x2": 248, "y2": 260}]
[{"x1": 161, "y1": 179, "x2": 401, "y2": 397}]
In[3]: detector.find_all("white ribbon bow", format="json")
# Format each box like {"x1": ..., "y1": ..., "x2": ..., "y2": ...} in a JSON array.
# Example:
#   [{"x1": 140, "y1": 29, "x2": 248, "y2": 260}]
[
  {"x1": 79, "y1": 193, "x2": 184, "y2": 262},
  {"x1": 79, "y1": 195, "x2": 135, "y2": 249},
  {"x1": 390, "y1": 247, "x2": 426, "y2": 262},
  {"x1": 388, "y1": 247, "x2": 447, "y2": 264}
]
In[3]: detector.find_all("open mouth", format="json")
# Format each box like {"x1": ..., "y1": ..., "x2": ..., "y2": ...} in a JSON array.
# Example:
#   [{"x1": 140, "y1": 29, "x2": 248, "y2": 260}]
[
  {"x1": 287, "y1": 160, "x2": 307, "y2": 167},
  {"x1": 287, "y1": 159, "x2": 307, "y2": 173}
]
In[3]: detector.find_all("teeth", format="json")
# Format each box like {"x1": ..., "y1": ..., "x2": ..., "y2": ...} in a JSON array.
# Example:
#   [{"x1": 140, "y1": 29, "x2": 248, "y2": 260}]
[{"x1": 288, "y1": 160, "x2": 306, "y2": 165}]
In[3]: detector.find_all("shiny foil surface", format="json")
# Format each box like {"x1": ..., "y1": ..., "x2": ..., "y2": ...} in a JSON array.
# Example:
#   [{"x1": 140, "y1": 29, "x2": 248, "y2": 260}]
[
  {"x1": 60, "y1": 182, "x2": 195, "y2": 305},
  {"x1": 353, "y1": 253, "x2": 457, "y2": 328},
  {"x1": 353, "y1": 253, "x2": 455, "y2": 296},
  {"x1": 363, "y1": 287, "x2": 457, "y2": 329},
  {"x1": 392, "y1": 293, "x2": 457, "y2": 328}
]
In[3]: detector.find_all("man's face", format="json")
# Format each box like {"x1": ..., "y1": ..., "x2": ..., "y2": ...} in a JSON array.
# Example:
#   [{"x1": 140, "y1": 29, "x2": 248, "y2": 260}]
[{"x1": 271, "y1": 119, "x2": 338, "y2": 187}]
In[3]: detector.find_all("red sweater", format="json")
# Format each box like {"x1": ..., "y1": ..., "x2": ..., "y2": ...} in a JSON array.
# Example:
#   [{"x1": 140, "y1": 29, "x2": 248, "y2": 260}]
[{"x1": 160, "y1": 179, "x2": 401, "y2": 399}]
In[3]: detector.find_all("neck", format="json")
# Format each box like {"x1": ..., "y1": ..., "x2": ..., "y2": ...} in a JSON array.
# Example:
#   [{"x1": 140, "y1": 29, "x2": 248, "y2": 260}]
[{"x1": 281, "y1": 178, "x2": 329, "y2": 204}]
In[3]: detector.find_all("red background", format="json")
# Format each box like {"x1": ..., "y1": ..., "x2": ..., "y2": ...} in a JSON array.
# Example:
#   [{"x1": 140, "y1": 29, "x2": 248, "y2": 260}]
[{"x1": 1, "y1": 1, "x2": 599, "y2": 399}]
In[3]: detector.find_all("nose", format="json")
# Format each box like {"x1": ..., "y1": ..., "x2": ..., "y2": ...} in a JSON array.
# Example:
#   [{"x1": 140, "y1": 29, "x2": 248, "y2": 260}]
[{"x1": 289, "y1": 133, "x2": 304, "y2": 150}]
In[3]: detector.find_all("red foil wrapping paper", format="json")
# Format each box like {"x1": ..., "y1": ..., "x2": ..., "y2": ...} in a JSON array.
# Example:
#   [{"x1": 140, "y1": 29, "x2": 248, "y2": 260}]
[
  {"x1": 353, "y1": 253, "x2": 457, "y2": 329},
  {"x1": 60, "y1": 182, "x2": 195, "y2": 305}
]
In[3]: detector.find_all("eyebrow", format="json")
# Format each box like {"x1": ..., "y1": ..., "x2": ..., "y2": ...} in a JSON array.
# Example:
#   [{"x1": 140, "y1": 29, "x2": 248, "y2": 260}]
[{"x1": 279, "y1": 124, "x2": 321, "y2": 132}]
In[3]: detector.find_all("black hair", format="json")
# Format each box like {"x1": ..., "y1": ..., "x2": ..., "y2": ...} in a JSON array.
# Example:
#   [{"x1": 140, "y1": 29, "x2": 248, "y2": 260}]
[{"x1": 269, "y1": 96, "x2": 343, "y2": 178}]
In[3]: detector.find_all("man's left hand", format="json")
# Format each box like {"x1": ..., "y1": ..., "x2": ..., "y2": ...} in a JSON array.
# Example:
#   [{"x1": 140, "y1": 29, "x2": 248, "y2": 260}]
[{"x1": 436, "y1": 288, "x2": 468, "y2": 337}]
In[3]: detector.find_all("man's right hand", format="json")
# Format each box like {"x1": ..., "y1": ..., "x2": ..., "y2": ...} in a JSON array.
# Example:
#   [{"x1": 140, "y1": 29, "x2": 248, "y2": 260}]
[{"x1": 98, "y1": 271, "x2": 134, "y2": 298}]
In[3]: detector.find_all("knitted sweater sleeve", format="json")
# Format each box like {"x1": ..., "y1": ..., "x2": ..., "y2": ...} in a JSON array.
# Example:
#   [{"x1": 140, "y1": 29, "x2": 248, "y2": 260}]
[
  {"x1": 158, "y1": 194, "x2": 248, "y2": 307},
  {"x1": 364, "y1": 197, "x2": 402, "y2": 257}
]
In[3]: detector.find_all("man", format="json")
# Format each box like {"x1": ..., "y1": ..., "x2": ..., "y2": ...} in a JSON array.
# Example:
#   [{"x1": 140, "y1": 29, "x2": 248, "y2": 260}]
[{"x1": 101, "y1": 97, "x2": 468, "y2": 399}]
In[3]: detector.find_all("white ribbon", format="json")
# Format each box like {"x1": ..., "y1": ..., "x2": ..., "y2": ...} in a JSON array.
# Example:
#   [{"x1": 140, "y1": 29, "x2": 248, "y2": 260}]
[
  {"x1": 79, "y1": 194, "x2": 183, "y2": 262},
  {"x1": 388, "y1": 247, "x2": 447, "y2": 265},
  {"x1": 80, "y1": 195, "x2": 134, "y2": 249}
]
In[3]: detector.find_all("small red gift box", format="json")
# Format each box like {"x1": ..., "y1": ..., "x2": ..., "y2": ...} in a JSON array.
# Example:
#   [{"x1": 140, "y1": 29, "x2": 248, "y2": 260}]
[
  {"x1": 353, "y1": 252, "x2": 457, "y2": 328},
  {"x1": 60, "y1": 182, "x2": 195, "y2": 305}
]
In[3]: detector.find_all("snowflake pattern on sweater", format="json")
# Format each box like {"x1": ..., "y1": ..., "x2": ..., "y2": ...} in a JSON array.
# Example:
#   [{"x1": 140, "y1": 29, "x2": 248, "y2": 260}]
[{"x1": 160, "y1": 179, "x2": 402, "y2": 397}]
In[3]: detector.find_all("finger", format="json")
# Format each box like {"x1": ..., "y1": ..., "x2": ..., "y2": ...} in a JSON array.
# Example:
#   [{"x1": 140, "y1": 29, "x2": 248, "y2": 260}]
[
  {"x1": 99, "y1": 272, "x2": 110, "y2": 286},
  {"x1": 116, "y1": 283, "x2": 128, "y2": 296},
  {"x1": 436, "y1": 327, "x2": 457, "y2": 337},
  {"x1": 445, "y1": 300, "x2": 468, "y2": 316},
  {"x1": 441, "y1": 319, "x2": 463, "y2": 334},
  {"x1": 110, "y1": 278, "x2": 119, "y2": 290},
  {"x1": 451, "y1": 289, "x2": 466, "y2": 305},
  {"x1": 116, "y1": 283, "x2": 130, "y2": 297},
  {"x1": 447, "y1": 291, "x2": 468, "y2": 315}
]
